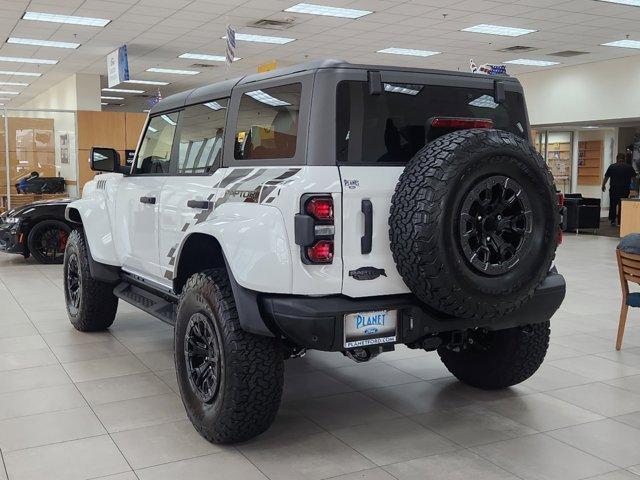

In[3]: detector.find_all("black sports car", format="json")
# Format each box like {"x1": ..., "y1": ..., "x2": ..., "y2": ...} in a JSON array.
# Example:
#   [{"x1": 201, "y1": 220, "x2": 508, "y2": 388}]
[{"x1": 0, "y1": 198, "x2": 74, "y2": 264}]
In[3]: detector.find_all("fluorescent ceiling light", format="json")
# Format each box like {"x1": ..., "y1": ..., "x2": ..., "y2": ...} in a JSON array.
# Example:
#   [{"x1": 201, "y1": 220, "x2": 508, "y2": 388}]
[
  {"x1": 469, "y1": 94, "x2": 499, "y2": 109},
  {"x1": 101, "y1": 96, "x2": 124, "y2": 100},
  {"x1": 148, "y1": 126, "x2": 158, "y2": 132},
  {"x1": 0, "y1": 56, "x2": 57, "y2": 65},
  {"x1": 383, "y1": 83, "x2": 422, "y2": 95},
  {"x1": 161, "y1": 114, "x2": 176, "y2": 126},
  {"x1": 0, "y1": 81, "x2": 28, "y2": 86},
  {"x1": 0, "y1": 91, "x2": 19, "y2": 95},
  {"x1": 101, "y1": 102, "x2": 108, "y2": 105},
  {"x1": 102, "y1": 88, "x2": 144, "y2": 94},
  {"x1": 22, "y1": 11, "x2": 110, "y2": 27},
  {"x1": 284, "y1": 3, "x2": 372, "y2": 18},
  {"x1": 0, "y1": 70, "x2": 41, "y2": 77},
  {"x1": 504, "y1": 58, "x2": 559, "y2": 66},
  {"x1": 462, "y1": 24, "x2": 537, "y2": 37},
  {"x1": 377, "y1": 47, "x2": 440, "y2": 57},
  {"x1": 204, "y1": 101, "x2": 225, "y2": 110},
  {"x1": 597, "y1": 0, "x2": 640, "y2": 5},
  {"x1": 246, "y1": 89, "x2": 290, "y2": 106},
  {"x1": 7, "y1": 37, "x2": 80, "y2": 49},
  {"x1": 179, "y1": 53, "x2": 241, "y2": 62},
  {"x1": 124, "y1": 79, "x2": 169, "y2": 85},
  {"x1": 602, "y1": 39, "x2": 640, "y2": 49},
  {"x1": 147, "y1": 67, "x2": 200, "y2": 75},
  {"x1": 224, "y1": 33, "x2": 295, "y2": 44},
  {"x1": 0, "y1": 98, "x2": 10, "y2": 101}
]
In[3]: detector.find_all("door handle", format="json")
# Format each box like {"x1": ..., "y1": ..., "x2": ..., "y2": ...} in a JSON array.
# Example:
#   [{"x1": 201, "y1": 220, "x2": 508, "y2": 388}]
[
  {"x1": 361, "y1": 199, "x2": 373, "y2": 254},
  {"x1": 139, "y1": 196, "x2": 156, "y2": 205},
  {"x1": 187, "y1": 200, "x2": 212, "y2": 209}
]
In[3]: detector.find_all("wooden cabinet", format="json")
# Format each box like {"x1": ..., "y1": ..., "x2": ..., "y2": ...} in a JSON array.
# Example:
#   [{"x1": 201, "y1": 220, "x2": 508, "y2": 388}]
[{"x1": 578, "y1": 140, "x2": 603, "y2": 186}]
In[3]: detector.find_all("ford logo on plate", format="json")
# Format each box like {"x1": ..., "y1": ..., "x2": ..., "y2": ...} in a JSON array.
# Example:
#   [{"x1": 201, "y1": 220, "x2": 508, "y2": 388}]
[{"x1": 364, "y1": 327, "x2": 378, "y2": 335}]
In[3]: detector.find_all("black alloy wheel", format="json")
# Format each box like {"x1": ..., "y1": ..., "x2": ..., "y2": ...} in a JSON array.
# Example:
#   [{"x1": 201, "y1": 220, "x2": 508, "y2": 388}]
[
  {"x1": 27, "y1": 220, "x2": 71, "y2": 264},
  {"x1": 184, "y1": 312, "x2": 222, "y2": 404},
  {"x1": 458, "y1": 174, "x2": 533, "y2": 276},
  {"x1": 66, "y1": 252, "x2": 81, "y2": 315}
]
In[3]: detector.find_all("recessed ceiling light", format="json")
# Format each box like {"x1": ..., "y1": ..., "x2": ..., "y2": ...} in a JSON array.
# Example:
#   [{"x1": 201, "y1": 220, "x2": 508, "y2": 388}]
[
  {"x1": 7, "y1": 37, "x2": 80, "y2": 49},
  {"x1": 22, "y1": 11, "x2": 110, "y2": 27},
  {"x1": 102, "y1": 88, "x2": 144, "y2": 94},
  {"x1": 462, "y1": 24, "x2": 537, "y2": 37},
  {"x1": 161, "y1": 114, "x2": 177, "y2": 126},
  {"x1": 101, "y1": 102, "x2": 108, "y2": 105},
  {"x1": 0, "y1": 91, "x2": 19, "y2": 95},
  {"x1": 146, "y1": 67, "x2": 200, "y2": 75},
  {"x1": 0, "y1": 56, "x2": 57, "y2": 65},
  {"x1": 178, "y1": 53, "x2": 241, "y2": 62},
  {"x1": 383, "y1": 83, "x2": 422, "y2": 95},
  {"x1": 246, "y1": 90, "x2": 290, "y2": 106},
  {"x1": 223, "y1": 33, "x2": 295, "y2": 44},
  {"x1": 101, "y1": 96, "x2": 124, "y2": 100},
  {"x1": 0, "y1": 81, "x2": 28, "y2": 86},
  {"x1": 377, "y1": 47, "x2": 440, "y2": 57},
  {"x1": 504, "y1": 59, "x2": 559, "y2": 66},
  {"x1": 284, "y1": 3, "x2": 372, "y2": 18},
  {"x1": 602, "y1": 39, "x2": 640, "y2": 48},
  {"x1": 204, "y1": 101, "x2": 225, "y2": 110},
  {"x1": 0, "y1": 70, "x2": 41, "y2": 77},
  {"x1": 597, "y1": 0, "x2": 640, "y2": 5},
  {"x1": 124, "y1": 79, "x2": 169, "y2": 85}
]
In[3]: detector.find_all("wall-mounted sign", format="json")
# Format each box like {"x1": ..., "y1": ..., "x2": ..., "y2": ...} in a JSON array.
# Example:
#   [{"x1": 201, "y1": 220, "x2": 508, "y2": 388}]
[
  {"x1": 60, "y1": 133, "x2": 69, "y2": 164},
  {"x1": 107, "y1": 45, "x2": 129, "y2": 87}
]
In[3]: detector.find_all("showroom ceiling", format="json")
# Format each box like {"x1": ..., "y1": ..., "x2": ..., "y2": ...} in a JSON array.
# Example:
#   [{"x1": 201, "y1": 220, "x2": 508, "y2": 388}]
[{"x1": 1, "y1": 0, "x2": 640, "y2": 111}]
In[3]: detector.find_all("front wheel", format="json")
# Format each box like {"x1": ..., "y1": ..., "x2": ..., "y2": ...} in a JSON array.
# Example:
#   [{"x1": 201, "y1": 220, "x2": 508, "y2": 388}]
[
  {"x1": 438, "y1": 322, "x2": 550, "y2": 389},
  {"x1": 175, "y1": 269, "x2": 284, "y2": 444},
  {"x1": 63, "y1": 229, "x2": 118, "y2": 331}
]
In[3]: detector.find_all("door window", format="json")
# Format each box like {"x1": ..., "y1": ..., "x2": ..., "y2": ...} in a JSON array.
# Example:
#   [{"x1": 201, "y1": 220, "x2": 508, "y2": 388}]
[
  {"x1": 176, "y1": 100, "x2": 228, "y2": 175},
  {"x1": 134, "y1": 112, "x2": 178, "y2": 174},
  {"x1": 234, "y1": 84, "x2": 301, "y2": 160}
]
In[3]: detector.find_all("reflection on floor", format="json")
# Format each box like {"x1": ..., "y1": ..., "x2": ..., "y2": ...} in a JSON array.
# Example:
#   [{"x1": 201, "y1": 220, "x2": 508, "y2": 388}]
[{"x1": 0, "y1": 234, "x2": 639, "y2": 480}]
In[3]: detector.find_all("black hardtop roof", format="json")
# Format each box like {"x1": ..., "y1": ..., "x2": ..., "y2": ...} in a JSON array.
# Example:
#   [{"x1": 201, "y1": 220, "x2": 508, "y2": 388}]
[{"x1": 149, "y1": 58, "x2": 517, "y2": 115}]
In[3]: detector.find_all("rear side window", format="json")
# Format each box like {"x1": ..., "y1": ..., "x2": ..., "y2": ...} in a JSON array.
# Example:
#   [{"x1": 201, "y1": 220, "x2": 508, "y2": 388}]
[
  {"x1": 336, "y1": 81, "x2": 528, "y2": 165},
  {"x1": 177, "y1": 99, "x2": 227, "y2": 175},
  {"x1": 134, "y1": 112, "x2": 179, "y2": 174},
  {"x1": 234, "y1": 84, "x2": 301, "y2": 160}
]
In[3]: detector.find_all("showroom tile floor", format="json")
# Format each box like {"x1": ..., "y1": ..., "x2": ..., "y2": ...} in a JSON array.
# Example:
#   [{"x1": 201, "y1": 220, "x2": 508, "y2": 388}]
[{"x1": 0, "y1": 234, "x2": 639, "y2": 480}]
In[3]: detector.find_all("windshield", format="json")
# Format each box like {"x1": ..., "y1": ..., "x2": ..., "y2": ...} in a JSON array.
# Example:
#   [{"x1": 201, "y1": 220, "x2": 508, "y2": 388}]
[{"x1": 336, "y1": 81, "x2": 528, "y2": 165}]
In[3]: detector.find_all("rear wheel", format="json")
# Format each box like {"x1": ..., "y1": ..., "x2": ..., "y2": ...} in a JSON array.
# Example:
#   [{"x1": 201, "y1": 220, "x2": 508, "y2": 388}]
[
  {"x1": 63, "y1": 229, "x2": 118, "y2": 331},
  {"x1": 27, "y1": 219, "x2": 71, "y2": 264},
  {"x1": 175, "y1": 269, "x2": 284, "y2": 444},
  {"x1": 438, "y1": 322, "x2": 550, "y2": 389}
]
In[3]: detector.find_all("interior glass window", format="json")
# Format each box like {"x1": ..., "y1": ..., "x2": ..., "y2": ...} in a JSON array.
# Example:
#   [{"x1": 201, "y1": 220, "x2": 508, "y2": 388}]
[
  {"x1": 134, "y1": 113, "x2": 178, "y2": 174},
  {"x1": 176, "y1": 100, "x2": 228, "y2": 175},
  {"x1": 234, "y1": 84, "x2": 301, "y2": 160}
]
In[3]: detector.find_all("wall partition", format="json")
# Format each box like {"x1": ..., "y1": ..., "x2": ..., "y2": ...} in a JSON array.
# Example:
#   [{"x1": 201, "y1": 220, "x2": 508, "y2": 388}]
[{"x1": 1, "y1": 108, "x2": 77, "y2": 211}]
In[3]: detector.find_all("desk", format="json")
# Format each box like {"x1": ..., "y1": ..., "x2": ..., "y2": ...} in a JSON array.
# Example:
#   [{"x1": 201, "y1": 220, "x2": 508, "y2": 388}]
[{"x1": 621, "y1": 198, "x2": 640, "y2": 237}]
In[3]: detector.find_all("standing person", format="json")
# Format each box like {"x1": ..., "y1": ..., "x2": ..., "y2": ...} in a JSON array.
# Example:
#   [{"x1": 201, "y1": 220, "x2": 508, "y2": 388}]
[{"x1": 602, "y1": 153, "x2": 636, "y2": 226}]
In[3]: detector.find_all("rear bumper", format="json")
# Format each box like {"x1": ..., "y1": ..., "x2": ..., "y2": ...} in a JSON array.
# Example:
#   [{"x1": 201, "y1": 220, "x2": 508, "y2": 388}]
[
  {"x1": 260, "y1": 272, "x2": 566, "y2": 351},
  {"x1": 0, "y1": 223, "x2": 23, "y2": 254}
]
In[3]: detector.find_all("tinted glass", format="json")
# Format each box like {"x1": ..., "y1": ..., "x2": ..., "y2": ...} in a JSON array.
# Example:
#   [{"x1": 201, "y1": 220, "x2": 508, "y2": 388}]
[
  {"x1": 336, "y1": 81, "x2": 528, "y2": 165},
  {"x1": 177, "y1": 100, "x2": 228, "y2": 175},
  {"x1": 235, "y1": 84, "x2": 301, "y2": 160},
  {"x1": 134, "y1": 113, "x2": 178, "y2": 174}
]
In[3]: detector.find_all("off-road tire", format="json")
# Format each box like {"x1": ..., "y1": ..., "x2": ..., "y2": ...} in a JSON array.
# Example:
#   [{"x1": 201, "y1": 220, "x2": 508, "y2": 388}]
[
  {"x1": 390, "y1": 129, "x2": 558, "y2": 319},
  {"x1": 63, "y1": 229, "x2": 118, "y2": 331},
  {"x1": 438, "y1": 322, "x2": 550, "y2": 389},
  {"x1": 175, "y1": 269, "x2": 284, "y2": 444},
  {"x1": 27, "y1": 219, "x2": 71, "y2": 264}
]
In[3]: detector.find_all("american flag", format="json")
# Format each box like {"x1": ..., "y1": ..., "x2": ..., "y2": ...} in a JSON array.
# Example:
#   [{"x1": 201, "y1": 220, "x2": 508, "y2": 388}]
[{"x1": 470, "y1": 59, "x2": 507, "y2": 76}]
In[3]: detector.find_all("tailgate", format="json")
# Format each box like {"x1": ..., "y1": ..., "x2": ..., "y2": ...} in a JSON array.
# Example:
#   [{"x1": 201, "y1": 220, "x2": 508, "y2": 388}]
[{"x1": 339, "y1": 166, "x2": 410, "y2": 297}]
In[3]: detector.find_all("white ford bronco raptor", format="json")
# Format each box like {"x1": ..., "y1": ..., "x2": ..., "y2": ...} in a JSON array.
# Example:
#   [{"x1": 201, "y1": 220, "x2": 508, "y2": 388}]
[{"x1": 64, "y1": 60, "x2": 565, "y2": 444}]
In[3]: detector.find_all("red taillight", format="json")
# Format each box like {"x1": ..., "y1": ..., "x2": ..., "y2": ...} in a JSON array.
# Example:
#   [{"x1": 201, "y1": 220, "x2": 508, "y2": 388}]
[
  {"x1": 557, "y1": 191, "x2": 565, "y2": 207},
  {"x1": 431, "y1": 117, "x2": 494, "y2": 129},
  {"x1": 306, "y1": 197, "x2": 333, "y2": 221},
  {"x1": 307, "y1": 240, "x2": 334, "y2": 263}
]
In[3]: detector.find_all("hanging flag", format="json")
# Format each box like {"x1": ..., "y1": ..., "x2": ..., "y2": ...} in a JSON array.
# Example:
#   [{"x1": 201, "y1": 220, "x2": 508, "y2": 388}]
[
  {"x1": 107, "y1": 45, "x2": 129, "y2": 87},
  {"x1": 226, "y1": 25, "x2": 236, "y2": 65},
  {"x1": 470, "y1": 59, "x2": 507, "y2": 76}
]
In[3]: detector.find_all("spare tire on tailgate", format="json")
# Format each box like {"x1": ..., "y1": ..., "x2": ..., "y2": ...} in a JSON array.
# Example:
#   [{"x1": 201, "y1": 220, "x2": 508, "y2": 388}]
[{"x1": 389, "y1": 129, "x2": 558, "y2": 320}]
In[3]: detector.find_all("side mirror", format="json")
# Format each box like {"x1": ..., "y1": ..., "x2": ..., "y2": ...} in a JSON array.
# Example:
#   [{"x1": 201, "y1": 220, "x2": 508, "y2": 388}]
[{"x1": 90, "y1": 147, "x2": 121, "y2": 173}]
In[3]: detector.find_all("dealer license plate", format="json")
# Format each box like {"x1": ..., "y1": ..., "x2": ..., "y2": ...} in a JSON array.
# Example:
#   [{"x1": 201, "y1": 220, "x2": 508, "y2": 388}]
[{"x1": 343, "y1": 310, "x2": 398, "y2": 349}]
